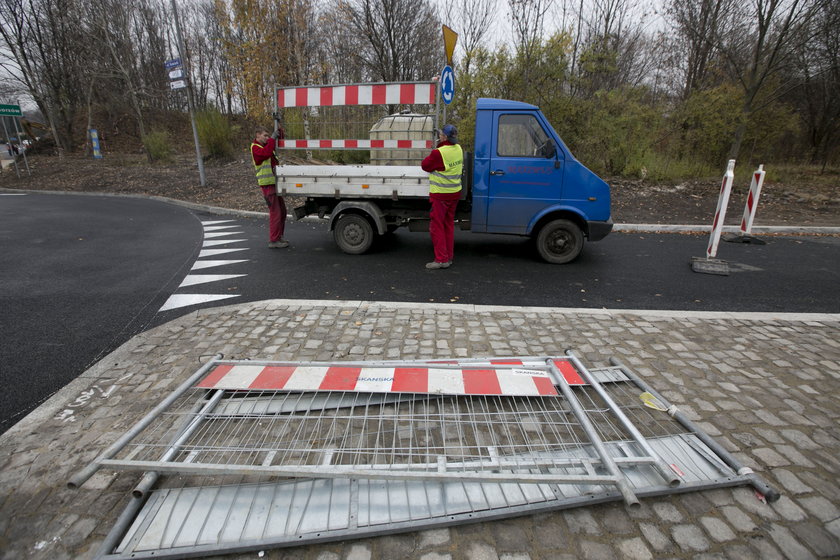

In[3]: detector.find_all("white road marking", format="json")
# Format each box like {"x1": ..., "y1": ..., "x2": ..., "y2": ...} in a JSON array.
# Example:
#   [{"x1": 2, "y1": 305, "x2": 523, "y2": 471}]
[
  {"x1": 179, "y1": 274, "x2": 246, "y2": 288},
  {"x1": 159, "y1": 293, "x2": 239, "y2": 312},
  {"x1": 198, "y1": 248, "x2": 249, "y2": 258},
  {"x1": 191, "y1": 259, "x2": 248, "y2": 271}
]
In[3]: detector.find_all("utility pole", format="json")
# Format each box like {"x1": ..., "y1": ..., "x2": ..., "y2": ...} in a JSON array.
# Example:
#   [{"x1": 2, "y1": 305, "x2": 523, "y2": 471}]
[{"x1": 171, "y1": 0, "x2": 206, "y2": 187}]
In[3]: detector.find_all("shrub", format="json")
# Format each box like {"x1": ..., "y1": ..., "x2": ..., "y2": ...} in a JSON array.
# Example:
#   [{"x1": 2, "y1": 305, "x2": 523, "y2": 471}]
[
  {"x1": 196, "y1": 107, "x2": 236, "y2": 160},
  {"x1": 142, "y1": 130, "x2": 172, "y2": 162}
]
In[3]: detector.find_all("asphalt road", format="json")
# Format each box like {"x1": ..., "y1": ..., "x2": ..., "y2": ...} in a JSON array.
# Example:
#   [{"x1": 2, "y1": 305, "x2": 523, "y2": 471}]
[
  {"x1": 2, "y1": 192, "x2": 838, "y2": 434},
  {"x1": 0, "y1": 193, "x2": 202, "y2": 433}
]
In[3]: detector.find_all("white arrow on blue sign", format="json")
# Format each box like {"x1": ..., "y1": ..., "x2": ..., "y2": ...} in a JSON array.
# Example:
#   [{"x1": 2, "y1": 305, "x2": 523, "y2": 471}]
[{"x1": 440, "y1": 65, "x2": 455, "y2": 105}]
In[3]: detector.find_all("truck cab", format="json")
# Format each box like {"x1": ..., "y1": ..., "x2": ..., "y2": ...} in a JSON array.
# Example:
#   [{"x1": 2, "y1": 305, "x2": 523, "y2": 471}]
[{"x1": 471, "y1": 98, "x2": 612, "y2": 262}]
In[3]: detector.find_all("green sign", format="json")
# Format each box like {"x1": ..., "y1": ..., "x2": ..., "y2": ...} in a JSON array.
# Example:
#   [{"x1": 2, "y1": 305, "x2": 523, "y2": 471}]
[{"x1": 0, "y1": 104, "x2": 22, "y2": 117}]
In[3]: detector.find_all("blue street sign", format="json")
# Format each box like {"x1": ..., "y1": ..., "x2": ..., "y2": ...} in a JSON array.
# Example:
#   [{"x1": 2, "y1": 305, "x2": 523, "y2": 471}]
[
  {"x1": 440, "y1": 65, "x2": 455, "y2": 105},
  {"x1": 165, "y1": 58, "x2": 181, "y2": 69},
  {"x1": 89, "y1": 129, "x2": 103, "y2": 159}
]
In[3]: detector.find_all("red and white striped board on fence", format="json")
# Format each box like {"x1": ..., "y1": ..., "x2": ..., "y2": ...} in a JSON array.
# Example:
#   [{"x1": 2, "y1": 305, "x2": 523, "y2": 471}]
[
  {"x1": 194, "y1": 359, "x2": 586, "y2": 397},
  {"x1": 277, "y1": 82, "x2": 437, "y2": 108},
  {"x1": 706, "y1": 159, "x2": 736, "y2": 258},
  {"x1": 278, "y1": 139, "x2": 433, "y2": 150},
  {"x1": 739, "y1": 164, "x2": 766, "y2": 235}
]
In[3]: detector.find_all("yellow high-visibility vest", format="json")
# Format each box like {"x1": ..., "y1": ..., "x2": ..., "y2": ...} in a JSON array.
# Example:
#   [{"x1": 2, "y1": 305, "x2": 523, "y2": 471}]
[
  {"x1": 429, "y1": 144, "x2": 463, "y2": 194},
  {"x1": 250, "y1": 142, "x2": 276, "y2": 186}
]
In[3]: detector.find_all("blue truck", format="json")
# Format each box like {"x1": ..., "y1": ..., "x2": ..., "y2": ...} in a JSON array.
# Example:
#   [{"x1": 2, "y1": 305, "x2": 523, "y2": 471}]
[{"x1": 284, "y1": 98, "x2": 612, "y2": 263}]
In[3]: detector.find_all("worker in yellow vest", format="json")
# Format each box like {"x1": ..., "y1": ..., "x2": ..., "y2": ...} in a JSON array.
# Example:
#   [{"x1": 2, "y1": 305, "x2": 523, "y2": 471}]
[
  {"x1": 421, "y1": 124, "x2": 462, "y2": 269},
  {"x1": 251, "y1": 126, "x2": 288, "y2": 248}
]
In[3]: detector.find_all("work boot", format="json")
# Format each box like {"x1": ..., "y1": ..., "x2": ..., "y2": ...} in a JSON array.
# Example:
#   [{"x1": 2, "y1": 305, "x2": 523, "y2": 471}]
[
  {"x1": 425, "y1": 261, "x2": 451, "y2": 269},
  {"x1": 268, "y1": 240, "x2": 289, "y2": 248}
]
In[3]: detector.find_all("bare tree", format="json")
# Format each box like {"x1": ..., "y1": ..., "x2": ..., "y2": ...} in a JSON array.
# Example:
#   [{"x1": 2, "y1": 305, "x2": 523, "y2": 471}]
[
  {"x1": 716, "y1": 0, "x2": 820, "y2": 160},
  {"x1": 329, "y1": 0, "x2": 440, "y2": 83},
  {"x1": 440, "y1": 0, "x2": 496, "y2": 74}
]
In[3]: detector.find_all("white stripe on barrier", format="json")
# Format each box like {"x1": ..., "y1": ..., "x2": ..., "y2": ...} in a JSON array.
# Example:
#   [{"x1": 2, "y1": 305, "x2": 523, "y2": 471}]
[
  {"x1": 740, "y1": 164, "x2": 766, "y2": 234},
  {"x1": 706, "y1": 159, "x2": 736, "y2": 258}
]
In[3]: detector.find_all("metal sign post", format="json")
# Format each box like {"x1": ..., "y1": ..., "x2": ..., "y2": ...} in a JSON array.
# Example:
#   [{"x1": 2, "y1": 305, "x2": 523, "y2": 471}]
[{"x1": 170, "y1": 0, "x2": 206, "y2": 187}]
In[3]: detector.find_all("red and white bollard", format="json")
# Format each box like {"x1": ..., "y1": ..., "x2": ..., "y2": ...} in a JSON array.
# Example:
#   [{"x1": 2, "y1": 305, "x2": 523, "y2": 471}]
[
  {"x1": 691, "y1": 159, "x2": 735, "y2": 275},
  {"x1": 706, "y1": 159, "x2": 736, "y2": 258},
  {"x1": 741, "y1": 164, "x2": 765, "y2": 234}
]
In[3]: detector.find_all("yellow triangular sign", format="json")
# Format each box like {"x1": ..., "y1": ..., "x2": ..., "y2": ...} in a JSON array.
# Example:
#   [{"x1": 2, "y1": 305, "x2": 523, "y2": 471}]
[{"x1": 442, "y1": 25, "x2": 458, "y2": 66}]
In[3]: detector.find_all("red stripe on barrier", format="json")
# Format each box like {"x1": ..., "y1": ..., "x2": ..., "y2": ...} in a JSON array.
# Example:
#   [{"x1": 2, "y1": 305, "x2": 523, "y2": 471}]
[
  {"x1": 391, "y1": 367, "x2": 428, "y2": 393},
  {"x1": 345, "y1": 139, "x2": 358, "y2": 148},
  {"x1": 295, "y1": 140, "x2": 307, "y2": 148},
  {"x1": 319, "y1": 367, "x2": 361, "y2": 391},
  {"x1": 195, "y1": 364, "x2": 233, "y2": 388},
  {"x1": 554, "y1": 360, "x2": 585, "y2": 385},
  {"x1": 295, "y1": 88, "x2": 307, "y2": 107},
  {"x1": 400, "y1": 83, "x2": 413, "y2": 104},
  {"x1": 319, "y1": 140, "x2": 332, "y2": 148},
  {"x1": 396, "y1": 140, "x2": 411, "y2": 148},
  {"x1": 345, "y1": 85, "x2": 358, "y2": 105},
  {"x1": 533, "y1": 376, "x2": 558, "y2": 395},
  {"x1": 371, "y1": 85, "x2": 386, "y2": 105},
  {"x1": 462, "y1": 369, "x2": 502, "y2": 395},
  {"x1": 320, "y1": 87, "x2": 332, "y2": 107},
  {"x1": 249, "y1": 366, "x2": 296, "y2": 390},
  {"x1": 370, "y1": 140, "x2": 385, "y2": 148}
]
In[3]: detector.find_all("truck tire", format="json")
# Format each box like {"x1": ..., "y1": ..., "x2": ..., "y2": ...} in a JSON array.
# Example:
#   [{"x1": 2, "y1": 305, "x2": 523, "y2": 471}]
[
  {"x1": 536, "y1": 219, "x2": 583, "y2": 264},
  {"x1": 334, "y1": 213, "x2": 374, "y2": 254}
]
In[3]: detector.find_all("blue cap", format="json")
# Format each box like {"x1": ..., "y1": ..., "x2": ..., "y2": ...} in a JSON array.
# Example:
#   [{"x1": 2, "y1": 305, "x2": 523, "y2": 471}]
[{"x1": 442, "y1": 124, "x2": 457, "y2": 141}]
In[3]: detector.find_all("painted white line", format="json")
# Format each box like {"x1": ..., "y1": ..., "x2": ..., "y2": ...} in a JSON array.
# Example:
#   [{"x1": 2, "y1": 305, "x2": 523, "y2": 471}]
[
  {"x1": 0, "y1": 193, "x2": 26, "y2": 196},
  {"x1": 198, "y1": 248, "x2": 249, "y2": 258},
  {"x1": 190, "y1": 259, "x2": 248, "y2": 271},
  {"x1": 202, "y1": 239, "x2": 247, "y2": 247},
  {"x1": 179, "y1": 274, "x2": 246, "y2": 288},
  {"x1": 203, "y1": 225, "x2": 240, "y2": 232},
  {"x1": 159, "y1": 294, "x2": 239, "y2": 312},
  {"x1": 204, "y1": 231, "x2": 244, "y2": 239},
  {"x1": 201, "y1": 220, "x2": 236, "y2": 225}
]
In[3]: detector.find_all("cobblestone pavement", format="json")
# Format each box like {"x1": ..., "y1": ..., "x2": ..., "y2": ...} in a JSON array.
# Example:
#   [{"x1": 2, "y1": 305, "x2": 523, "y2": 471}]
[{"x1": 0, "y1": 300, "x2": 838, "y2": 560}]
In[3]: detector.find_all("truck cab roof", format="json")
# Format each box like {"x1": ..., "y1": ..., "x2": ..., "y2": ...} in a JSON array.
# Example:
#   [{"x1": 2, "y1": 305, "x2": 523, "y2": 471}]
[{"x1": 476, "y1": 98, "x2": 539, "y2": 111}]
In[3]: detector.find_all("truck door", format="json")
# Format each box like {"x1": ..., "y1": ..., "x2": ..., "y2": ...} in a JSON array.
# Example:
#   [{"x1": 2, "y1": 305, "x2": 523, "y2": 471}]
[{"x1": 486, "y1": 112, "x2": 564, "y2": 234}]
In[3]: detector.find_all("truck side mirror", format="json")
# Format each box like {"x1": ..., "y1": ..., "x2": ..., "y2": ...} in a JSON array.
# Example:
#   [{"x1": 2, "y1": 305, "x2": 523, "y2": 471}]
[{"x1": 540, "y1": 139, "x2": 556, "y2": 159}]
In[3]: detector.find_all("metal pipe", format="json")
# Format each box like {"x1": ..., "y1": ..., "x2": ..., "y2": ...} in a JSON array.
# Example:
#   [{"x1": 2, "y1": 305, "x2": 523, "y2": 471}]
[
  {"x1": 67, "y1": 354, "x2": 223, "y2": 489},
  {"x1": 609, "y1": 357, "x2": 781, "y2": 503},
  {"x1": 93, "y1": 493, "x2": 147, "y2": 558},
  {"x1": 131, "y1": 389, "x2": 225, "y2": 498},
  {"x1": 566, "y1": 350, "x2": 680, "y2": 488},
  {"x1": 545, "y1": 359, "x2": 640, "y2": 507}
]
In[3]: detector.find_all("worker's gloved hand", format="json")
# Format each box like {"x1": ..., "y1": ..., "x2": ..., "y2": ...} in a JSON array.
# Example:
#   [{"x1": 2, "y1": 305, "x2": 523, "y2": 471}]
[{"x1": 272, "y1": 127, "x2": 284, "y2": 141}]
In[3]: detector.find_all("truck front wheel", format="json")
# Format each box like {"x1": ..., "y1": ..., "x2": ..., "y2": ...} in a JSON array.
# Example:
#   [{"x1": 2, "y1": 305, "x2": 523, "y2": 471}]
[
  {"x1": 334, "y1": 213, "x2": 374, "y2": 254},
  {"x1": 536, "y1": 219, "x2": 583, "y2": 264}
]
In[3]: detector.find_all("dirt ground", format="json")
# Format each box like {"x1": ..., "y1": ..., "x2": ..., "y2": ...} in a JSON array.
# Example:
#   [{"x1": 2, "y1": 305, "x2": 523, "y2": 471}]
[{"x1": 1, "y1": 154, "x2": 837, "y2": 227}]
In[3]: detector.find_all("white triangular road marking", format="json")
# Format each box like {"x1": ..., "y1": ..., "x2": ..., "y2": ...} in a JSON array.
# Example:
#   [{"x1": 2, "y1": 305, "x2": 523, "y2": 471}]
[
  {"x1": 204, "y1": 231, "x2": 244, "y2": 238},
  {"x1": 198, "y1": 248, "x2": 249, "y2": 258},
  {"x1": 202, "y1": 239, "x2": 247, "y2": 247},
  {"x1": 191, "y1": 259, "x2": 248, "y2": 270},
  {"x1": 159, "y1": 294, "x2": 239, "y2": 312},
  {"x1": 203, "y1": 225, "x2": 240, "y2": 231},
  {"x1": 179, "y1": 274, "x2": 246, "y2": 287}
]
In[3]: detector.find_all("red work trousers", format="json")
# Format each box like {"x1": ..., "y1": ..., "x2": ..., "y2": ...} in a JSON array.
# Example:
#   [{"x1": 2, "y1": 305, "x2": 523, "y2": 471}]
[
  {"x1": 261, "y1": 186, "x2": 287, "y2": 242},
  {"x1": 429, "y1": 193, "x2": 460, "y2": 263}
]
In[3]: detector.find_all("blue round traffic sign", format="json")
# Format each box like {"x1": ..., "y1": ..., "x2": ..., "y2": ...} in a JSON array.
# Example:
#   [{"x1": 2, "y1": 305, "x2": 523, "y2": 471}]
[{"x1": 441, "y1": 65, "x2": 455, "y2": 105}]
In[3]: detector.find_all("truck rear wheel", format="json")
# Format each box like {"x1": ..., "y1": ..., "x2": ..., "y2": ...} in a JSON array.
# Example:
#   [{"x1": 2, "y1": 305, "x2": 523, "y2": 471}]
[
  {"x1": 536, "y1": 219, "x2": 583, "y2": 264},
  {"x1": 334, "y1": 213, "x2": 374, "y2": 254}
]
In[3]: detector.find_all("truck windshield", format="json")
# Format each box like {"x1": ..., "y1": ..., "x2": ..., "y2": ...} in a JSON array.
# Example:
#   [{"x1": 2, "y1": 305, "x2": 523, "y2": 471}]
[{"x1": 497, "y1": 114, "x2": 550, "y2": 157}]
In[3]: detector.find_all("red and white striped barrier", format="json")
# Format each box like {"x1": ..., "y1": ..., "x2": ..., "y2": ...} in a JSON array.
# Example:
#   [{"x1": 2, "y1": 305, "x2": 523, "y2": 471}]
[
  {"x1": 278, "y1": 139, "x2": 433, "y2": 150},
  {"x1": 195, "y1": 359, "x2": 587, "y2": 397},
  {"x1": 706, "y1": 159, "x2": 736, "y2": 258},
  {"x1": 277, "y1": 82, "x2": 437, "y2": 108},
  {"x1": 739, "y1": 164, "x2": 766, "y2": 235}
]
